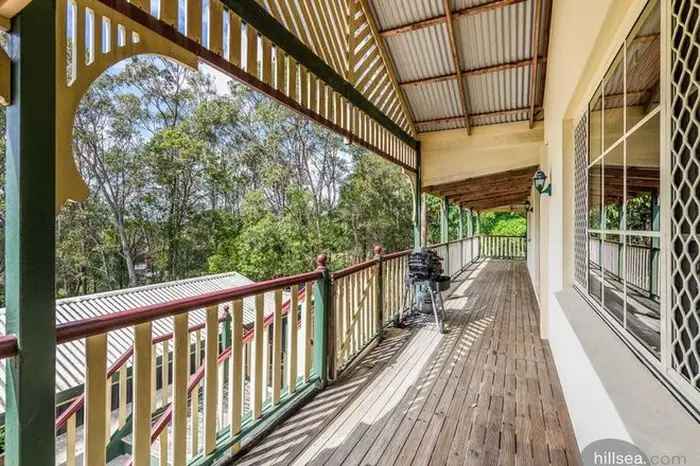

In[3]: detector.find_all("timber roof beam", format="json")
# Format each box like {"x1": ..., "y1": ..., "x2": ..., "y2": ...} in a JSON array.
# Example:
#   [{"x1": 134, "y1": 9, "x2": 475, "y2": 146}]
[
  {"x1": 399, "y1": 58, "x2": 547, "y2": 87},
  {"x1": 379, "y1": 0, "x2": 527, "y2": 37},
  {"x1": 442, "y1": 0, "x2": 472, "y2": 135}
]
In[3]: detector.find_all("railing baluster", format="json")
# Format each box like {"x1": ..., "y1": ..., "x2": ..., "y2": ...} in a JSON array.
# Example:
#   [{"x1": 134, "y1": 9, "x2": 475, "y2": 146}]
[
  {"x1": 133, "y1": 322, "x2": 153, "y2": 466},
  {"x1": 229, "y1": 299, "x2": 244, "y2": 452},
  {"x1": 360, "y1": 268, "x2": 367, "y2": 347},
  {"x1": 272, "y1": 290, "x2": 283, "y2": 405},
  {"x1": 118, "y1": 365, "x2": 127, "y2": 428},
  {"x1": 173, "y1": 314, "x2": 188, "y2": 466},
  {"x1": 161, "y1": 340, "x2": 169, "y2": 405},
  {"x1": 106, "y1": 371, "x2": 112, "y2": 442},
  {"x1": 85, "y1": 334, "x2": 107, "y2": 466},
  {"x1": 288, "y1": 285, "x2": 299, "y2": 393},
  {"x1": 204, "y1": 305, "x2": 218, "y2": 454},
  {"x1": 66, "y1": 414, "x2": 76, "y2": 466},
  {"x1": 334, "y1": 278, "x2": 343, "y2": 369},
  {"x1": 159, "y1": 427, "x2": 169, "y2": 466},
  {"x1": 261, "y1": 321, "x2": 269, "y2": 404},
  {"x1": 342, "y1": 277, "x2": 349, "y2": 360},
  {"x1": 191, "y1": 380, "x2": 199, "y2": 457},
  {"x1": 353, "y1": 270, "x2": 360, "y2": 354},
  {"x1": 151, "y1": 343, "x2": 157, "y2": 408},
  {"x1": 252, "y1": 294, "x2": 264, "y2": 419}
]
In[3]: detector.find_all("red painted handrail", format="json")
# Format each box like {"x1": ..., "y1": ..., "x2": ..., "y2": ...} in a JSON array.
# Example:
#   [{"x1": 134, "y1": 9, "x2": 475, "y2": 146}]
[
  {"x1": 0, "y1": 335, "x2": 19, "y2": 359},
  {"x1": 383, "y1": 249, "x2": 412, "y2": 260},
  {"x1": 56, "y1": 270, "x2": 322, "y2": 344}
]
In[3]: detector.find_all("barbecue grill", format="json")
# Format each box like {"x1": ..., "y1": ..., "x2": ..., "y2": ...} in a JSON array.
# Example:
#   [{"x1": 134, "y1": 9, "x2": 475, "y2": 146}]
[{"x1": 399, "y1": 249, "x2": 450, "y2": 333}]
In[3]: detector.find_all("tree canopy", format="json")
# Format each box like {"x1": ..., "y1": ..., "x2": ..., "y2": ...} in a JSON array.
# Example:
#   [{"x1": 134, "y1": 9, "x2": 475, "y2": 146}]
[{"x1": 0, "y1": 55, "x2": 415, "y2": 301}]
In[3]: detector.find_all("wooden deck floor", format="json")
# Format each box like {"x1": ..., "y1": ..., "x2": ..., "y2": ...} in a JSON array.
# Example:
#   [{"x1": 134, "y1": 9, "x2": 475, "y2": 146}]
[{"x1": 233, "y1": 260, "x2": 582, "y2": 466}]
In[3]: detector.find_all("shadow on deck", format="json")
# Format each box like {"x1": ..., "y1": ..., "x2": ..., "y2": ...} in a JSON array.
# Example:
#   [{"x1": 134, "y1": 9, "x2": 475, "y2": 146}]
[{"x1": 231, "y1": 259, "x2": 582, "y2": 466}]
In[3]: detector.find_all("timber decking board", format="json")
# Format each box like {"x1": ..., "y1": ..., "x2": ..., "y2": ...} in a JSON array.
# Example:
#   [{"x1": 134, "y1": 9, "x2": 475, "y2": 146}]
[{"x1": 233, "y1": 260, "x2": 582, "y2": 466}]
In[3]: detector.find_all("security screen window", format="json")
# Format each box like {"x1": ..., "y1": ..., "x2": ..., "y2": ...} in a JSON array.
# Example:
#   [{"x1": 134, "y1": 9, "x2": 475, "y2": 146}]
[
  {"x1": 603, "y1": 51, "x2": 625, "y2": 150},
  {"x1": 585, "y1": 0, "x2": 661, "y2": 361},
  {"x1": 589, "y1": 85, "x2": 603, "y2": 163}
]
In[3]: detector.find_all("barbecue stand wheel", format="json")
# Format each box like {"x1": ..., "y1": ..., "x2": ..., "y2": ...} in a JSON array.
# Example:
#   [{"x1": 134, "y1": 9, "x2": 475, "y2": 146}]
[{"x1": 398, "y1": 249, "x2": 450, "y2": 334}]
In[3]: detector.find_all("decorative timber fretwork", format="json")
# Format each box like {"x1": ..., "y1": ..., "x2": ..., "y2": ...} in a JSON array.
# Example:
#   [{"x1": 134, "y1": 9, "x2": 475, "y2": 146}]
[
  {"x1": 254, "y1": 0, "x2": 416, "y2": 139},
  {"x1": 54, "y1": 0, "x2": 418, "y2": 209}
]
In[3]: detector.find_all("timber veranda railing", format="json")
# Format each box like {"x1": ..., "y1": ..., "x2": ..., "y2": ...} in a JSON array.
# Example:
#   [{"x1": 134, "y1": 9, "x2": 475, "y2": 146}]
[
  {"x1": 588, "y1": 237, "x2": 660, "y2": 298},
  {"x1": 478, "y1": 235, "x2": 527, "y2": 259},
  {"x1": 427, "y1": 236, "x2": 481, "y2": 278},
  {"x1": 0, "y1": 241, "x2": 478, "y2": 466}
]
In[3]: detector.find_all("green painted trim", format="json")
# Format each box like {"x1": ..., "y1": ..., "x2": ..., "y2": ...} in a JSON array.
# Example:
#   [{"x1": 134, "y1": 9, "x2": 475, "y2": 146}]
[
  {"x1": 188, "y1": 380, "x2": 320, "y2": 466},
  {"x1": 106, "y1": 413, "x2": 133, "y2": 461},
  {"x1": 5, "y1": 3, "x2": 57, "y2": 466},
  {"x1": 221, "y1": 0, "x2": 418, "y2": 150},
  {"x1": 313, "y1": 269, "x2": 331, "y2": 388}
]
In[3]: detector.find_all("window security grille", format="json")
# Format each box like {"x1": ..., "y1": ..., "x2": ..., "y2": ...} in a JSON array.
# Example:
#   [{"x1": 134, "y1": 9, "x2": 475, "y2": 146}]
[
  {"x1": 574, "y1": 114, "x2": 589, "y2": 288},
  {"x1": 670, "y1": 0, "x2": 700, "y2": 391}
]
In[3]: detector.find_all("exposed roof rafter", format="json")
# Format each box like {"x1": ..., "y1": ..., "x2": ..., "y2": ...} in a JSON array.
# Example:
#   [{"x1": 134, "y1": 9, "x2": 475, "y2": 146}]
[
  {"x1": 416, "y1": 107, "x2": 543, "y2": 126},
  {"x1": 442, "y1": 0, "x2": 472, "y2": 135},
  {"x1": 400, "y1": 57, "x2": 546, "y2": 87},
  {"x1": 379, "y1": 0, "x2": 527, "y2": 37}
]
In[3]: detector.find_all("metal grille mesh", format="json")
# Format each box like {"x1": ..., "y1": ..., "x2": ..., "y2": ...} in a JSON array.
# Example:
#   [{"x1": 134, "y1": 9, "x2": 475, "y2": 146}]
[
  {"x1": 574, "y1": 114, "x2": 589, "y2": 287},
  {"x1": 670, "y1": 0, "x2": 700, "y2": 391}
]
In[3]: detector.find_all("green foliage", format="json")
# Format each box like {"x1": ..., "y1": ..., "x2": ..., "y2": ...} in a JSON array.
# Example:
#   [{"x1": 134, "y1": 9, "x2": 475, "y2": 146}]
[
  {"x1": 14, "y1": 55, "x2": 416, "y2": 300},
  {"x1": 478, "y1": 212, "x2": 527, "y2": 236}
]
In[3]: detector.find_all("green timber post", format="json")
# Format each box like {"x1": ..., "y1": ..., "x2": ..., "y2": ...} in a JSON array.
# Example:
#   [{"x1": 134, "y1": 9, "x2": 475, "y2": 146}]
[
  {"x1": 413, "y1": 145, "x2": 422, "y2": 249},
  {"x1": 313, "y1": 255, "x2": 331, "y2": 389},
  {"x1": 5, "y1": 3, "x2": 58, "y2": 466}
]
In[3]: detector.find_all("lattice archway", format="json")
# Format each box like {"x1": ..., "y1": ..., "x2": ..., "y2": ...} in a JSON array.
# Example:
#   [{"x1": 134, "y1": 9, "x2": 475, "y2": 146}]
[{"x1": 55, "y1": 0, "x2": 198, "y2": 210}]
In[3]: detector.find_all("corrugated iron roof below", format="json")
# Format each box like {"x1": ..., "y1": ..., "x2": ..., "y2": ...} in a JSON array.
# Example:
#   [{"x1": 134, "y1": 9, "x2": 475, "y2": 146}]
[{"x1": 0, "y1": 272, "x2": 286, "y2": 410}]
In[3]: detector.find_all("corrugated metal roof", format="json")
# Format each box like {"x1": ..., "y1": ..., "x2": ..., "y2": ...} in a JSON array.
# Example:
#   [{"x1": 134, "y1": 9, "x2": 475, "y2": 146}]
[
  {"x1": 454, "y1": 0, "x2": 532, "y2": 69},
  {"x1": 369, "y1": 0, "x2": 550, "y2": 130},
  {"x1": 370, "y1": 0, "x2": 444, "y2": 30},
  {"x1": 0, "y1": 272, "x2": 282, "y2": 409},
  {"x1": 465, "y1": 67, "x2": 530, "y2": 114},
  {"x1": 416, "y1": 117, "x2": 467, "y2": 133},
  {"x1": 404, "y1": 79, "x2": 463, "y2": 120},
  {"x1": 386, "y1": 25, "x2": 454, "y2": 82}
]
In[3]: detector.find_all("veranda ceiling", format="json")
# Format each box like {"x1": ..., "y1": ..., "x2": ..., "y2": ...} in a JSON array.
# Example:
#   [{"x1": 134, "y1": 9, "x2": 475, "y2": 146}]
[
  {"x1": 366, "y1": 0, "x2": 552, "y2": 133},
  {"x1": 423, "y1": 165, "x2": 538, "y2": 210}
]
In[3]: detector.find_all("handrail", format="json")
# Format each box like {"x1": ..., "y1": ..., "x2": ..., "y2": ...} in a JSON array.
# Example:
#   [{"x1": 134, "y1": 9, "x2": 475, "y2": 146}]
[
  {"x1": 383, "y1": 249, "x2": 411, "y2": 260},
  {"x1": 56, "y1": 269, "x2": 322, "y2": 344},
  {"x1": 0, "y1": 335, "x2": 19, "y2": 359}
]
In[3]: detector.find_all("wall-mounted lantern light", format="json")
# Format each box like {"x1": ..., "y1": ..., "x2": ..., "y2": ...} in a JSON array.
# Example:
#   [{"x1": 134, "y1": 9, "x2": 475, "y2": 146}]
[{"x1": 533, "y1": 169, "x2": 552, "y2": 196}]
